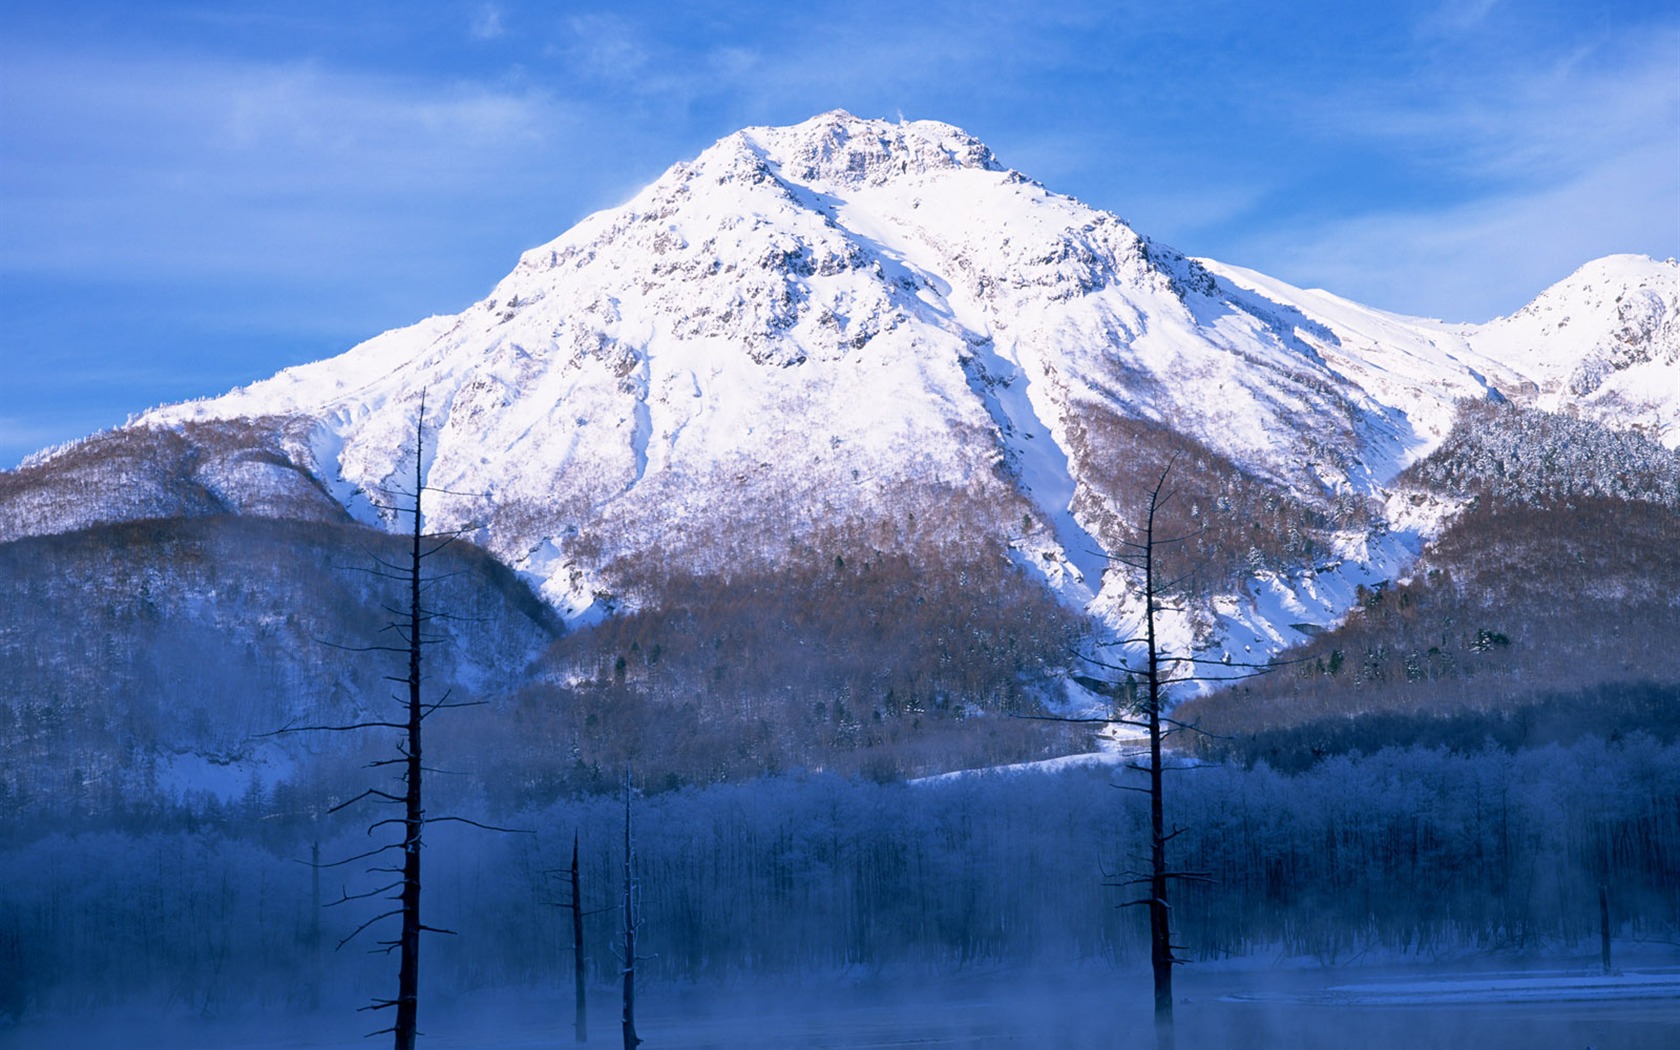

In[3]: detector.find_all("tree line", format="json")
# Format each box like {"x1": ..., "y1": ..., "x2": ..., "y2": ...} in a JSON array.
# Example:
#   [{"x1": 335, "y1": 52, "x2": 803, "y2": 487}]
[{"x1": 4, "y1": 733, "x2": 1675, "y2": 1021}]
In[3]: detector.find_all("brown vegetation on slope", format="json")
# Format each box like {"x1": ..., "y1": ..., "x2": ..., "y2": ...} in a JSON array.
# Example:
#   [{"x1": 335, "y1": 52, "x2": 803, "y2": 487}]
[
  {"x1": 461, "y1": 531, "x2": 1087, "y2": 801},
  {"x1": 1063, "y1": 402, "x2": 1373, "y2": 592},
  {"x1": 1179, "y1": 399, "x2": 1680, "y2": 762},
  {"x1": 1179, "y1": 496, "x2": 1680, "y2": 759},
  {"x1": 0, "y1": 417, "x2": 349, "y2": 542},
  {"x1": 0, "y1": 514, "x2": 558, "y2": 816}
]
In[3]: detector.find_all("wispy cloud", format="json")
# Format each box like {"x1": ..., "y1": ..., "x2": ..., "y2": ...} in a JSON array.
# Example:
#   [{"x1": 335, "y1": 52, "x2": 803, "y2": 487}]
[
  {"x1": 2, "y1": 0, "x2": 1674, "y2": 467},
  {"x1": 0, "y1": 37, "x2": 654, "y2": 471},
  {"x1": 0, "y1": 415, "x2": 76, "y2": 454},
  {"x1": 1415, "y1": 0, "x2": 1503, "y2": 38},
  {"x1": 470, "y1": 3, "x2": 505, "y2": 41},
  {"x1": 1332, "y1": 35, "x2": 1676, "y2": 185},
  {"x1": 1211, "y1": 26, "x2": 1680, "y2": 318},
  {"x1": 537, "y1": 3, "x2": 1072, "y2": 125},
  {"x1": 0, "y1": 50, "x2": 587, "y2": 281},
  {"x1": 557, "y1": 14, "x2": 653, "y2": 81},
  {"x1": 1227, "y1": 136, "x2": 1679, "y2": 321}
]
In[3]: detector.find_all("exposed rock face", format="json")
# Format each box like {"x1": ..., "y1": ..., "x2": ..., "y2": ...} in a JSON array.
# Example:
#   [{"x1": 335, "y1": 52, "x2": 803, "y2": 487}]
[{"x1": 6, "y1": 111, "x2": 1677, "y2": 664}]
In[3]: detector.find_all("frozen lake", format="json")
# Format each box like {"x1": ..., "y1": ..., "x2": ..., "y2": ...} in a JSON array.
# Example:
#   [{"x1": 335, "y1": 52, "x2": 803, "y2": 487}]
[{"x1": 6, "y1": 957, "x2": 1678, "y2": 1049}]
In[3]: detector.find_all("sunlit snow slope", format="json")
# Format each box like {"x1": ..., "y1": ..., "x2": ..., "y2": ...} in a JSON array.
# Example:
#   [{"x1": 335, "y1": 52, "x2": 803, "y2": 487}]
[{"x1": 33, "y1": 111, "x2": 1680, "y2": 659}]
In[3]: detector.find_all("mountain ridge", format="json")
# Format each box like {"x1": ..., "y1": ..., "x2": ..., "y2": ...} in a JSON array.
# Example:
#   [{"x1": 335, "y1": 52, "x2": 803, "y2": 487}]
[{"x1": 6, "y1": 111, "x2": 1678, "y2": 680}]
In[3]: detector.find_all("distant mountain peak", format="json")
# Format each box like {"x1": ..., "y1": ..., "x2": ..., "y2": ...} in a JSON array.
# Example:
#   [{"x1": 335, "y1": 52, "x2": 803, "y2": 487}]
[{"x1": 1472, "y1": 252, "x2": 1680, "y2": 423}]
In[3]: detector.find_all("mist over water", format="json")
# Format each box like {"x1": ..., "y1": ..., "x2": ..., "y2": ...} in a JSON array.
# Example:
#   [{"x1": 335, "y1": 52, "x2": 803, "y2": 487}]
[
  {"x1": 3, "y1": 738, "x2": 1677, "y2": 1048},
  {"x1": 5, "y1": 962, "x2": 1677, "y2": 1049}
]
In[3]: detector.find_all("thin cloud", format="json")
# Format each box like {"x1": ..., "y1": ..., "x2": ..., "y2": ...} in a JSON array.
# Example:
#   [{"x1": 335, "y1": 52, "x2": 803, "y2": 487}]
[
  {"x1": 471, "y1": 3, "x2": 506, "y2": 41},
  {"x1": 1299, "y1": 29, "x2": 1679, "y2": 188},
  {"x1": 0, "y1": 416, "x2": 73, "y2": 453},
  {"x1": 559, "y1": 14, "x2": 653, "y2": 81},
  {"x1": 1227, "y1": 137, "x2": 1680, "y2": 322},
  {"x1": 1206, "y1": 26, "x2": 1680, "y2": 319},
  {"x1": 3, "y1": 0, "x2": 1675, "y2": 466},
  {"x1": 0, "y1": 50, "x2": 581, "y2": 281},
  {"x1": 539, "y1": 3, "x2": 1062, "y2": 119},
  {"x1": 1416, "y1": 0, "x2": 1503, "y2": 38}
]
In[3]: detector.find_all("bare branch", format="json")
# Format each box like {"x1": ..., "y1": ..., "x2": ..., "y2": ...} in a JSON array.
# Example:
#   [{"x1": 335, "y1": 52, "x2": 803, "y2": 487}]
[
  {"x1": 1067, "y1": 651, "x2": 1142, "y2": 676},
  {"x1": 425, "y1": 815, "x2": 534, "y2": 834},
  {"x1": 418, "y1": 485, "x2": 489, "y2": 499},
  {"x1": 264, "y1": 718, "x2": 408, "y2": 738},
  {"x1": 316, "y1": 640, "x2": 413, "y2": 655},
  {"x1": 1011, "y1": 712, "x2": 1151, "y2": 729},
  {"x1": 421, "y1": 700, "x2": 488, "y2": 714},
  {"x1": 318, "y1": 843, "x2": 403, "y2": 868},
  {"x1": 329, "y1": 880, "x2": 404, "y2": 904},
  {"x1": 1172, "y1": 669, "x2": 1282, "y2": 684},
  {"x1": 329, "y1": 787, "x2": 404, "y2": 812},
  {"x1": 336, "y1": 908, "x2": 404, "y2": 951}
]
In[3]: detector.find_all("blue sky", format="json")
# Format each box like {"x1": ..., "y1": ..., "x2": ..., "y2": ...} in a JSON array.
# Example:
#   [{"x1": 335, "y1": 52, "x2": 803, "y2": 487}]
[{"x1": 2, "y1": 1, "x2": 1677, "y2": 467}]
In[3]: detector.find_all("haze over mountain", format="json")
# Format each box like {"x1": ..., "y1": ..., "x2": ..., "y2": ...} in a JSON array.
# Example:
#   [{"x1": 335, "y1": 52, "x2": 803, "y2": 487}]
[{"x1": 3, "y1": 111, "x2": 1677, "y2": 787}]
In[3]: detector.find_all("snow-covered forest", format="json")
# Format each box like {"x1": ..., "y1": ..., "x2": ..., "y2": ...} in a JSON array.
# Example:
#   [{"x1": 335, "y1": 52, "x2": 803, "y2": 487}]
[{"x1": 4, "y1": 734, "x2": 1674, "y2": 1025}]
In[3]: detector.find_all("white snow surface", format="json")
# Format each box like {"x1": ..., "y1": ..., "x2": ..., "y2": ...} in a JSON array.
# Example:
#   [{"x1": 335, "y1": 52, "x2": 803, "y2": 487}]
[
  {"x1": 1231, "y1": 967, "x2": 1680, "y2": 1007},
  {"x1": 130, "y1": 111, "x2": 1680, "y2": 655}
]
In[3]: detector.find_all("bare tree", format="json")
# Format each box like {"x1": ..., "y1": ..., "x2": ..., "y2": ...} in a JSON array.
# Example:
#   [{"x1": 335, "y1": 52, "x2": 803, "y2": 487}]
[
  {"x1": 1030, "y1": 459, "x2": 1277, "y2": 1050},
  {"x1": 543, "y1": 827, "x2": 618, "y2": 1043},
  {"x1": 308, "y1": 837, "x2": 323, "y2": 1009},
  {"x1": 619, "y1": 768, "x2": 644, "y2": 1050},
  {"x1": 549, "y1": 830, "x2": 591, "y2": 1042},
  {"x1": 272, "y1": 396, "x2": 511, "y2": 1048},
  {"x1": 573, "y1": 832, "x2": 589, "y2": 1042}
]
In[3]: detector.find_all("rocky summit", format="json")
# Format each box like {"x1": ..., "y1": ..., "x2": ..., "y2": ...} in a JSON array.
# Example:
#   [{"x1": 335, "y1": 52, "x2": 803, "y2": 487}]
[{"x1": 5, "y1": 109, "x2": 1678, "y2": 695}]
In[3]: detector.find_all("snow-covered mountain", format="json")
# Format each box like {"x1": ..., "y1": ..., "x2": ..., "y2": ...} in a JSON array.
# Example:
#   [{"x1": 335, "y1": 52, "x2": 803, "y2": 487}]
[{"x1": 9, "y1": 111, "x2": 1679, "y2": 674}]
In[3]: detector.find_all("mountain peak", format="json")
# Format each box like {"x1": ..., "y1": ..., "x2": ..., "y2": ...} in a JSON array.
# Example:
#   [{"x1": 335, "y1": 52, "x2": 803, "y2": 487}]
[
  {"x1": 733, "y1": 110, "x2": 1004, "y2": 188},
  {"x1": 12, "y1": 111, "x2": 1680, "y2": 658},
  {"x1": 1473, "y1": 253, "x2": 1680, "y2": 417},
  {"x1": 1498, "y1": 253, "x2": 1677, "y2": 323}
]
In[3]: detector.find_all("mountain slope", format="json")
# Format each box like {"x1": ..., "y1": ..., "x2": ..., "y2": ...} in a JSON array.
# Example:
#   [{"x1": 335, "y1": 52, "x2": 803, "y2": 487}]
[
  {"x1": 0, "y1": 515, "x2": 559, "y2": 814},
  {"x1": 1204, "y1": 252, "x2": 1680, "y2": 448},
  {"x1": 6, "y1": 111, "x2": 1679, "y2": 699}
]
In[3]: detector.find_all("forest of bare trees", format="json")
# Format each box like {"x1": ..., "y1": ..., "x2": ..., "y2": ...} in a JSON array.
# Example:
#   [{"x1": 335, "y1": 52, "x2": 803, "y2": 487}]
[
  {"x1": 3, "y1": 395, "x2": 1676, "y2": 1041},
  {"x1": 4, "y1": 734, "x2": 1675, "y2": 1020}
]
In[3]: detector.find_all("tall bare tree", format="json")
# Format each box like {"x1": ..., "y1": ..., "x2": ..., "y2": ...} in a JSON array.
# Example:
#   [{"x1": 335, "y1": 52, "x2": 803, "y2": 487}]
[
  {"x1": 274, "y1": 396, "x2": 507, "y2": 1049},
  {"x1": 1034, "y1": 459, "x2": 1277, "y2": 1050},
  {"x1": 549, "y1": 830, "x2": 590, "y2": 1043},
  {"x1": 619, "y1": 768, "x2": 645, "y2": 1050},
  {"x1": 573, "y1": 832, "x2": 589, "y2": 1042}
]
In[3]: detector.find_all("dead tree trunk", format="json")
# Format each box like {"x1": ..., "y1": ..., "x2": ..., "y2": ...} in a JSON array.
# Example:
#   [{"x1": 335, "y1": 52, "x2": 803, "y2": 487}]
[
  {"x1": 572, "y1": 831, "x2": 588, "y2": 1043},
  {"x1": 309, "y1": 839, "x2": 322, "y2": 1011},
  {"x1": 270, "y1": 395, "x2": 515, "y2": 1048},
  {"x1": 1138, "y1": 471, "x2": 1176, "y2": 1050},
  {"x1": 1024, "y1": 460, "x2": 1276, "y2": 1050},
  {"x1": 620, "y1": 768, "x2": 642, "y2": 1050},
  {"x1": 392, "y1": 421, "x2": 425, "y2": 1050},
  {"x1": 1599, "y1": 883, "x2": 1612, "y2": 975}
]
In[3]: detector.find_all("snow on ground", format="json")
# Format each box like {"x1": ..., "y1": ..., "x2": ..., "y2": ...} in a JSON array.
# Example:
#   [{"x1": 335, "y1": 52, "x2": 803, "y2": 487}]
[
  {"x1": 152, "y1": 746, "x2": 296, "y2": 802},
  {"x1": 1289, "y1": 968, "x2": 1680, "y2": 1006},
  {"x1": 911, "y1": 736, "x2": 1135, "y2": 784}
]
